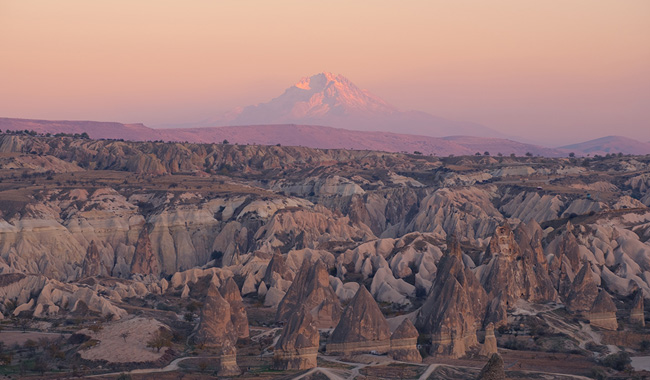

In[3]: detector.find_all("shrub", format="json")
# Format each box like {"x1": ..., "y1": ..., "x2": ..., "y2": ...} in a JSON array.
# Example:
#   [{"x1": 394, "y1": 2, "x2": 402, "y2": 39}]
[{"x1": 601, "y1": 351, "x2": 631, "y2": 371}]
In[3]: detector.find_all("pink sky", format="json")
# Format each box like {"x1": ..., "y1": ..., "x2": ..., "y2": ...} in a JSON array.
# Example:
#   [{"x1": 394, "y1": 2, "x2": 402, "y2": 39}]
[{"x1": 1, "y1": 0, "x2": 649, "y2": 145}]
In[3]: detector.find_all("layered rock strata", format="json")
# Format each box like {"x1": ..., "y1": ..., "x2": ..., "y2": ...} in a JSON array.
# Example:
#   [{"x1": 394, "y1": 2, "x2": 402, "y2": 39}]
[
  {"x1": 389, "y1": 318, "x2": 422, "y2": 363},
  {"x1": 479, "y1": 323, "x2": 498, "y2": 356},
  {"x1": 276, "y1": 259, "x2": 342, "y2": 328},
  {"x1": 630, "y1": 290, "x2": 645, "y2": 326},
  {"x1": 328, "y1": 286, "x2": 391, "y2": 355},
  {"x1": 273, "y1": 306, "x2": 319, "y2": 370},
  {"x1": 220, "y1": 277, "x2": 250, "y2": 339},
  {"x1": 195, "y1": 283, "x2": 240, "y2": 375},
  {"x1": 588, "y1": 290, "x2": 618, "y2": 330},
  {"x1": 416, "y1": 250, "x2": 487, "y2": 358}
]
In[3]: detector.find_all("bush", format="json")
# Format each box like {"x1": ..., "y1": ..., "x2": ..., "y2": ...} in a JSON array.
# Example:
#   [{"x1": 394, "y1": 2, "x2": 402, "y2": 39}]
[
  {"x1": 601, "y1": 351, "x2": 631, "y2": 371},
  {"x1": 641, "y1": 340, "x2": 650, "y2": 352},
  {"x1": 589, "y1": 368, "x2": 607, "y2": 380}
]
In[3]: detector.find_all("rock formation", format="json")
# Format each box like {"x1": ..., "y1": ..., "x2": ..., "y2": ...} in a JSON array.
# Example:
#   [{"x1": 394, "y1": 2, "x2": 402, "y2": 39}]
[
  {"x1": 547, "y1": 224, "x2": 582, "y2": 274},
  {"x1": 389, "y1": 318, "x2": 422, "y2": 363},
  {"x1": 476, "y1": 353, "x2": 507, "y2": 380},
  {"x1": 328, "y1": 286, "x2": 391, "y2": 355},
  {"x1": 588, "y1": 290, "x2": 618, "y2": 330},
  {"x1": 130, "y1": 227, "x2": 160, "y2": 277},
  {"x1": 263, "y1": 251, "x2": 294, "y2": 284},
  {"x1": 630, "y1": 290, "x2": 645, "y2": 326},
  {"x1": 217, "y1": 341, "x2": 241, "y2": 377},
  {"x1": 276, "y1": 259, "x2": 342, "y2": 328},
  {"x1": 273, "y1": 306, "x2": 319, "y2": 370},
  {"x1": 81, "y1": 241, "x2": 105, "y2": 278},
  {"x1": 195, "y1": 283, "x2": 240, "y2": 375},
  {"x1": 478, "y1": 223, "x2": 557, "y2": 315},
  {"x1": 565, "y1": 263, "x2": 599, "y2": 314},
  {"x1": 479, "y1": 323, "x2": 498, "y2": 357},
  {"x1": 416, "y1": 252, "x2": 488, "y2": 358},
  {"x1": 220, "y1": 277, "x2": 250, "y2": 339}
]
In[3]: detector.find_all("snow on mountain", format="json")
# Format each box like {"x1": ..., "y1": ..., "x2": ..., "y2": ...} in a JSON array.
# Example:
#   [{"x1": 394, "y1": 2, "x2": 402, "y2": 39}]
[{"x1": 205, "y1": 72, "x2": 502, "y2": 138}]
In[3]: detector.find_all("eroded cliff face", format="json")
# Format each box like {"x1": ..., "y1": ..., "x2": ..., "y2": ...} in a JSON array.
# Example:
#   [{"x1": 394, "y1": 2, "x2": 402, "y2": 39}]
[
  {"x1": 416, "y1": 252, "x2": 488, "y2": 358},
  {"x1": 273, "y1": 306, "x2": 320, "y2": 370},
  {"x1": 328, "y1": 286, "x2": 391, "y2": 355},
  {"x1": 2, "y1": 134, "x2": 650, "y2": 367},
  {"x1": 0, "y1": 187, "x2": 372, "y2": 281},
  {"x1": 476, "y1": 223, "x2": 557, "y2": 321},
  {"x1": 276, "y1": 259, "x2": 342, "y2": 328}
]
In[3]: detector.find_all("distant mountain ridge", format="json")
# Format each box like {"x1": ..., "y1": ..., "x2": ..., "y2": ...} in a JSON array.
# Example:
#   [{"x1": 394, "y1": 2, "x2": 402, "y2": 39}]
[
  {"x1": 190, "y1": 72, "x2": 504, "y2": 138},
  {"x1": 0, "y1": 117, "x2": 564, "y2": 157},
  {"x1": 560, "y1": 136, "x2": 650, "y2": 156},
  {"x1": 2, "y1": 117, "x2": 647, "y2": 157}
]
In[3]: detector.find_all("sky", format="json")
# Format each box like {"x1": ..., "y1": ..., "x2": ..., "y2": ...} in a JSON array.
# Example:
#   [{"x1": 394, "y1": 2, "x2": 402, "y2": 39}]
[{"x1": 1, "y1": 0, "x2": 649, "y2": 146}]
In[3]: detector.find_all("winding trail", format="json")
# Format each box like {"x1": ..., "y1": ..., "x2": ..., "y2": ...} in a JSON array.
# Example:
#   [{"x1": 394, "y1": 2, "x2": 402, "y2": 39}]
[
  {"x1": 84, "y1": 353, "x2": 593, "y2": 379},
  {"x1": 86, "y1": 356, "x2": 212, "y2": 378}
]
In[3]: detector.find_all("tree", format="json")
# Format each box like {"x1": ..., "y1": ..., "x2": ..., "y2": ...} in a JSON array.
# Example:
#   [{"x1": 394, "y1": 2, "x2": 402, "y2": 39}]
[
  {"x1": 413, "y1": 151, "x2": 422, "y2": 155},
  {"x1": 484, "y1": 151, "x2": 490, "y2": 156},
  {"x1": 80, "y1": 132, "x2": 89, "y2": 139},
  {"x1": 568, "y1": 152, "x2": 575, "y2": 157},
  {"x1": 525, "y1": 152, "x2": 533, "y2": 157},
  {"x1": 222, "y1": 139, "x2": 229, "y2": 144},
  {"x1": 146, "y1": 328, "x2": 173, "y2": 352},
  {"x1": 120, "y1": 331, "x2": 130, "y2": 342},
  {"x1": 475, "y1": 152, "x2": 481, "y2": 156}
]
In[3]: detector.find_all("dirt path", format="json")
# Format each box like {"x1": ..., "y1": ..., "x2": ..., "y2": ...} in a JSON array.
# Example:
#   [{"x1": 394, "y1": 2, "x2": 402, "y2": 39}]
[
  {"x1": 292, "y1": 367, "x2": 348, "y2": 380},
  {"x1": 417, "y1": 364, "x2": 440, "y2": 380},
  {"x1": 86, "y1": 356, "x2": 211, "y2": 378}
]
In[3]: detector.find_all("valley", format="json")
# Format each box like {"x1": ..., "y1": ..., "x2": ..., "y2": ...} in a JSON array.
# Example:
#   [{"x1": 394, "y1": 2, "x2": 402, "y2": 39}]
[{"x1": 1, "y1": 133, "x2": 650, "y2": 379}]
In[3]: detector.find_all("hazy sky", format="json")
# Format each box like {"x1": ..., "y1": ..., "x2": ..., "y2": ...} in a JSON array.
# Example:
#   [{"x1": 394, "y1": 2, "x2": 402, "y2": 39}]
[{"x1": 1, "y1": 1, "x2": 649, "y2": 145}]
